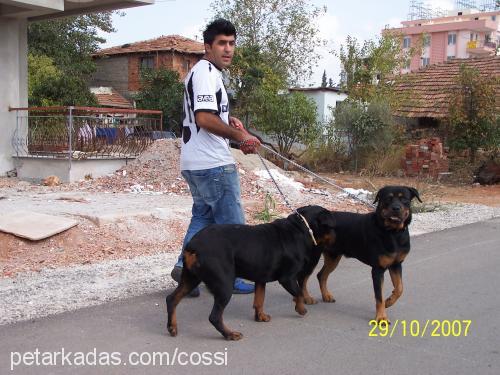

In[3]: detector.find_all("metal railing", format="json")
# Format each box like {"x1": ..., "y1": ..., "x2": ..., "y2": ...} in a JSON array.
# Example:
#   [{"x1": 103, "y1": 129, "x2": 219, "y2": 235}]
[
  {"x1": 466, "y1": 40, "x2": 498, "y2": 50},
  {"x1": 10, "y1": 106, "x2": 163, "y2": 160}
]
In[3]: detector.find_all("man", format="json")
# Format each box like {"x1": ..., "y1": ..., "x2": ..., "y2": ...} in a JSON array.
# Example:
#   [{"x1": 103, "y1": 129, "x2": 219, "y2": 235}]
[{"x1": 170, "y1": 19, "x2": 261, "y2": 296}]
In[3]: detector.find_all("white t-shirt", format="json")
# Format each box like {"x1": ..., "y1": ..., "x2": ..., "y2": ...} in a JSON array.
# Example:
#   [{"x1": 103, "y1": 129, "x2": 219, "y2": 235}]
[{"x1": 180, "y1": 59, "x2": 235, "y2": 171}]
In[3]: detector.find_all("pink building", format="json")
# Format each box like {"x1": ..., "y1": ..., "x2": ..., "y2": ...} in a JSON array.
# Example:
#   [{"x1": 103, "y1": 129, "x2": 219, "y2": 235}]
[{"x1": 388, "y1": 9, "x2": 499, "y2": 72}]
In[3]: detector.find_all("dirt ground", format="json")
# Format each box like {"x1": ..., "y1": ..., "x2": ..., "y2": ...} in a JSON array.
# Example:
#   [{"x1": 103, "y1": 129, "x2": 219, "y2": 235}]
[
  {"x1": 1, "y1": 139, "x2": 499, "y2": 279},
  {"x1": 319, "y1": 173, "x2": 500, "y2": 207}
]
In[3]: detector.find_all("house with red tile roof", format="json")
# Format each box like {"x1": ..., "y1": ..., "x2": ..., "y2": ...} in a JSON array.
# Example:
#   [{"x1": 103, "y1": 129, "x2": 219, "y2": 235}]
[
  {"x1": 90, "y1": 35, "x2": 205, "y2": 102},
  {"x1": 90, "y1": 87, "x2": 134, "y2": 109},
  {"x1": 392, "y1": 55, "x2": 499, "y2": 128}
]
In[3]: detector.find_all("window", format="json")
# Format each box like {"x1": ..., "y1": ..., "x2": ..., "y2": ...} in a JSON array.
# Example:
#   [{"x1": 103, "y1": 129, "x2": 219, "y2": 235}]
[
  {"x1": 447, "y1": 56, "x2": 455, "y2": 61},
  {"x1": 140, "y1": 56, "x2": 154, "y2": 70},
  {"x1": 448, "y1": 33, "x2": 456, "y2": 45},
  {"x1": 423, "y1": 34, "x2": 430, "y2": 47},
  {"x1": 403, "y1": 36, "x2": 411, "y2": 49},
  {"x1": 422, "y1": 57, "x2": 430, "y2": 67},
  {"x1": 183, "y1": 59, "x2": 191, "y2": 72},
  {"x1": 492, "y1": 15, "x2": 496, "y2": 21}
]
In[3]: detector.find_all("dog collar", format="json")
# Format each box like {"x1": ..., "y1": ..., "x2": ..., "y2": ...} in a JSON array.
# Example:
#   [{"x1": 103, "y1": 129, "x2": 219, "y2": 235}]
[{"x1": 296, "y1": 212, "x2": 318, "y2": 246}]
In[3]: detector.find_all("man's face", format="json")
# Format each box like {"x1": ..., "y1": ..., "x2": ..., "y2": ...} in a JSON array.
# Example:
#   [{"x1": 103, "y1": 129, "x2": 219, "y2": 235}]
[{"x1": 205, "y1": 34, "x2": 235, "y2": 69}]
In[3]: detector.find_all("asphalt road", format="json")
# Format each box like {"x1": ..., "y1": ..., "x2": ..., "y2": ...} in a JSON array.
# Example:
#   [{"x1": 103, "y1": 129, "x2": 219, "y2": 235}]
[{"x1": 1, "y1": 218, "x2": 499, "y2": 375}]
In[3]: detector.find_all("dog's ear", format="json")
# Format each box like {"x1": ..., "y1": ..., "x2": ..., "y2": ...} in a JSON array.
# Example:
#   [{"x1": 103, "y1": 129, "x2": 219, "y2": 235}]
[
  {"x1": 407, "y1": 187, "x2": 422, "y2": 203},
  {"x1": 373, "y1": 189, "x2": 382, "y2": 204}
]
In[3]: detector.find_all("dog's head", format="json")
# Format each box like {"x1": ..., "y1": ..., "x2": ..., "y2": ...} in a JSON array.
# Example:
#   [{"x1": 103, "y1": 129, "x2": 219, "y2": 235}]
[
  {"x1": 373, "y1": 186, "x2": 422, "y2": 231},
  {"x1": 295, "y1": 205, "x2": 336, "y2": 247}
]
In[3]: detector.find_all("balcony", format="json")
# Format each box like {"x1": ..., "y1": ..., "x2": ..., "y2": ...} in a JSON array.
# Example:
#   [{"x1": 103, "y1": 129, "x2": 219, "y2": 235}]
[
  {"x1": 466, "y1": 40, "x2": 498, "y2": 56},
  {"x1": 0, "y1": 1, "x2": 154, "y2": 20},
  {"x1": 9, "y1": 106, "x2": 164, "y2": 182}
]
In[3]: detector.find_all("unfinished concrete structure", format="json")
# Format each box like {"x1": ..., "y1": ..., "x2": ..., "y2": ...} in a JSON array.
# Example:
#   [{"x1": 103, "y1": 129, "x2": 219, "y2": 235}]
[{"x1": 0, "y1": 0, "x2": 154, "y2": 176}]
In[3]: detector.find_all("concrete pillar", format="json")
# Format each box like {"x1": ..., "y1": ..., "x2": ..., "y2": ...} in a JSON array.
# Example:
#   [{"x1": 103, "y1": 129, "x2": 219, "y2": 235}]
[{"x1": 0, "y1": 17, "x2": 28, "y2": 175}]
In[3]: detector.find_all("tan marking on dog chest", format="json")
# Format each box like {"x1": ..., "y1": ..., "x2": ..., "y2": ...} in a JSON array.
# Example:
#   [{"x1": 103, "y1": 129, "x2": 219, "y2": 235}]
[
  {"x1": 378, "y1": 254, "x2": 396, "y2": 268},
  {"x1": 396, "y1": 252, "x2": 408, "y2": 263},
  {"x1": 379, "y1": 252, "x2": 408, "y2": 268}
]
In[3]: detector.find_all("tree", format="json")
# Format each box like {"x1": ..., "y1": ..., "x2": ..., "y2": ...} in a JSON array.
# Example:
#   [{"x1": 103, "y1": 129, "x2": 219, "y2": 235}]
[
  {"x1": 321, "y1": 70, "x2": 327, "y2": 87},
  {"x1": 252, "y1": 90, "x2": 320, "y2": 156},
  {"x1": 28, "y1": 12, "x2": 116, "y2": 106},
  {"x1": 211, "y1": 0, "x2": 325, "y2": 84},
  {"x1": 134, "y1": 67, "x2": 184, "y2": 134},
  {"x1": 328, "y1": 78, "x2": 334, "y2": 88},
  {"x1": 446, "y1": 64, "x2": 499, "y2": 163},
  {"x1": 229, "y1": 44, "x2": 276, "y2": 124},
  {"x1": 333, "y1": 99, "x2": 394, "y2": 171},
  {"x1": 337, "y1": 32, "x2": 416, "y2": 105},
  {"x1": 28, "y1": 53, "x2": 97, "y2": 106}
]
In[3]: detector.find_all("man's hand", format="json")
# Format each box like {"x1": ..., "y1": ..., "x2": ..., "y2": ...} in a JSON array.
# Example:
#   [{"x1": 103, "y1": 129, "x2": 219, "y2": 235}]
[
  {"x1": 229, "y1": 116, "x2": 245, "y2": 130},
  {"x1": 239, "y1": 134, "x2": 261, "y2": 155},
  {"x1": 228, "y1": 116, "x2": 260, "y2": 154},
  {"x1": 195, "y1": 112, "x2": 260, "y2": 153}
]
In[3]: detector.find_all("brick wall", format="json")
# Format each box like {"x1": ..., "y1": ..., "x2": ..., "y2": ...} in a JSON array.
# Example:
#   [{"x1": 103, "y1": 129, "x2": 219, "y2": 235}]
[
  {"x1": 90, "y1": 56, "x2": 129, "y2": 94},
  {"x1": 402, "y1": 137, "x2": 449, "y2": 178},
  {"x1": 127, "y1": 52, "x2": 202, "y2": 92}
]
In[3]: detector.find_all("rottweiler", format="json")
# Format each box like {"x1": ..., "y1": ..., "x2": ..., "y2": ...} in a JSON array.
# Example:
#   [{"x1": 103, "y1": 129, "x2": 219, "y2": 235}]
[
  {"x1": 302, "y1": 186, "x2": 421, "y2": 322},
  {"x1": 166, "y1": 205, "x2": 336, "y2": 340}
]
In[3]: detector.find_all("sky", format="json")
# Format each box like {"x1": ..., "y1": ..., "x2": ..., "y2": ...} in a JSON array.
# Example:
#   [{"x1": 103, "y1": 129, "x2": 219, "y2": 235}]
[{"x1": 99, "y1": 0, "x2": 456, "y2": 86}]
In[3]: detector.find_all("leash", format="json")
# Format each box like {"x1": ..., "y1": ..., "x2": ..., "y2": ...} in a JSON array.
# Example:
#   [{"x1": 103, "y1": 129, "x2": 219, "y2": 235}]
[
  {"x1": 248, "y1": 145, "x2": 317, "y2": 245},
  {"x1": 255, "y1": 143, "x2": 375, "y2": 209}
]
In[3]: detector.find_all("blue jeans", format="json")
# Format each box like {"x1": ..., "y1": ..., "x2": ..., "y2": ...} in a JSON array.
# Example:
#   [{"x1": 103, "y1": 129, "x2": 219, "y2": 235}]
[{"x1": 178, "y1": 164, "x2": 245, "y2": 262}]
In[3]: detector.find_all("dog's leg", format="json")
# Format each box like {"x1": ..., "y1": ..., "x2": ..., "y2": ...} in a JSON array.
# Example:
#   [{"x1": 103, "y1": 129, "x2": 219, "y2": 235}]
[
  {"x1": 166, "y1": 269, "x2": 201, "y2": 337},
  {"x1": 208, "y1": 283, "x2": 242, "y2": 340},
  {"x1": 317, "y1": 253, "x2": 342, "y2": 303},
  {"x1": 385, "y1": 263, "x2": 403, "y2": 308},
  {"x1": 372, "y1": 267, "x2": 389, "y2": 323},
  {"x1": 300, "y1": 273, "x2": 317, "y2": 305},
  {"x1": 279, "y1": 278, "x2": 307, "y2": 316},
  {"x1": 253, "y1": 282, "x2": 271, "y2": 322}
]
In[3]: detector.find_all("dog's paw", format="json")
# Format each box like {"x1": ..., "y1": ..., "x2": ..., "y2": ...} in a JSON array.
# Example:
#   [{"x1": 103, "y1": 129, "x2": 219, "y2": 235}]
[
  {"x1": 295, "y1": 305, "x2": 307, "y2": 316},
  {"x1": 167, "y1": 325, "x2": 177, "y2": 337},
  {"x1": 385, "y1": 297, "x2": 395, "y2": 308},
  {"x1": 322, "y1": 293, "x2": 336, "y2": 303},
  {"x1": 304, "y1": 296, "x2": 318, "y2": 305},
  {"x1": 375, "y1": 316, "x2": 391, "y2": 324},
  {"x1": 255, "y1": 312, "x2": 271, "y2": 322},
  {"x1": 225, "y1": 331, "x2": 243, "y2": 341}
]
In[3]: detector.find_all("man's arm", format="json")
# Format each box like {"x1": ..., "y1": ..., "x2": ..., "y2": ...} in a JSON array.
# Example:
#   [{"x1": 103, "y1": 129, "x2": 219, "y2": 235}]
[{"x1": 195, "y1": 111, "x2": 257, "y2": 144}]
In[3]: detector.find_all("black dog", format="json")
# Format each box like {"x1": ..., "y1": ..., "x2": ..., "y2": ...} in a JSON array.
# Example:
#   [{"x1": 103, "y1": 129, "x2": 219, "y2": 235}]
[
  {"x1": 302, "y1": 186, "x2": 421, "y2": 322},
  {"x1": 166, "y1": 205, "x2": 336, "y2": 340}
]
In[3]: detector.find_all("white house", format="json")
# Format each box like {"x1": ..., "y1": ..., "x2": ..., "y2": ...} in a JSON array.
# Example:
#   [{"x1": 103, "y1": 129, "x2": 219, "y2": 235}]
[
  {"x1": 289, "y1": 87, "x2": 348, "y2": 125},
  {"x1": 0, "y1": 0, "x2": 154, "y2": 175}
]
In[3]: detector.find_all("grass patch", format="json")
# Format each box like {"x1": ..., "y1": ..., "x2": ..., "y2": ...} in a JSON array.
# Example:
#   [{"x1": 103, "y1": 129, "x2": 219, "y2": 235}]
[{"x1": 254, "y1": 193, "x2": 279, "y2": 222}]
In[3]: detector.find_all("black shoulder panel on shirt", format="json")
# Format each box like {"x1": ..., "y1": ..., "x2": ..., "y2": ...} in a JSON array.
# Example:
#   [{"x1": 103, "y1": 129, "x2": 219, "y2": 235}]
[
  {"x1": 182, "y1": 126, "x2": 191, "y2": 144},
  {"x1": 215, "y1": 89, "x2": 222, "y2": 115}
]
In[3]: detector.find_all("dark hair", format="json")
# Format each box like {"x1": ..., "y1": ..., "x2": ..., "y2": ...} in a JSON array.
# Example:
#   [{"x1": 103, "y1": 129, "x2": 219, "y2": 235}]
[{"x1": 203, "y1": 18, "x2": 237, "y2": 45}]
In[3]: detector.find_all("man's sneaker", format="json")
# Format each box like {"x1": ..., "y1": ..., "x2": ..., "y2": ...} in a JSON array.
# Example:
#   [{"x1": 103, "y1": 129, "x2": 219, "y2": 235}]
[
  {"x1": 233, "y1": 278, "x2": 254, "y2": 294},
  {"x1": 170, "y1": 265, "x2": 200, "y2": 298}
]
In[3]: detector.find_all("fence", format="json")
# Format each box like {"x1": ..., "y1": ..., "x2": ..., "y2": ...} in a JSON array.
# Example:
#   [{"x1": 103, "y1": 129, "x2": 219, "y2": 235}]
[{"x1": 10, "y1": 106, "x2": 163, "y2": 160}]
